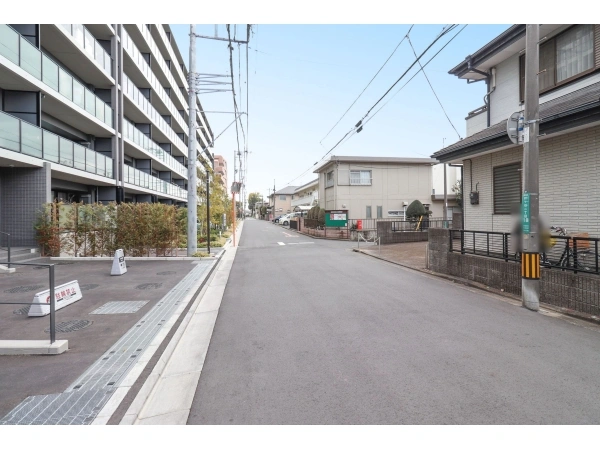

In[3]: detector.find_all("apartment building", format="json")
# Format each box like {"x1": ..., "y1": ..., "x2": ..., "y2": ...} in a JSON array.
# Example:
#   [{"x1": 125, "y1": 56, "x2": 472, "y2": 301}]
[
  {"x1": 214, "y1": 154, "x2": 227, "y2": 188},
  {"x1": 291, "y1": 178, "x2": 318, "y2": 212},
  {"x1": 314, "y1": 156, "x2": 459, "y2": 220},
  {"x1": 432, "y1": 24, "x2": 600, "y2": 236},
  {"x1": 268, "y1": 185, "x2": 298, "y2": 219},
  {"x1": 0, "y1": 24, "x2": 214, "y2": 246}
]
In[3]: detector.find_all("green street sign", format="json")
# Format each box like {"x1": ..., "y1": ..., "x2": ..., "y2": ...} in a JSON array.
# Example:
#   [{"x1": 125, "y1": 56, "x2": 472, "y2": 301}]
[{"x1": 522, "y1": 191, "x2": 530, "y2": 234}]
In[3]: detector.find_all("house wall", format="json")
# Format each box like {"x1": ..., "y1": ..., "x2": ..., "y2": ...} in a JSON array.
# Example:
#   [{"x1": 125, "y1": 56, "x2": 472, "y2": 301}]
[
  {"x1": 463, "y1": 124, "x2": 600, "y2": 236},
  {"x1": 466, "y1": 109, "x2": 487, "y2": 137},
  {"x1": 322, "y1": 163, "x2": 436, "y2": 220},
  {"x1": 489, "y1": 54, "x2": 522, "y2": 126}
]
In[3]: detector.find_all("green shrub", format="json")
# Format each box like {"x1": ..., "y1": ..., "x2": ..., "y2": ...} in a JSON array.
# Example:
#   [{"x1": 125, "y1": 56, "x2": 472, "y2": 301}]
[
  {"x1": 406, "y1": 200, "x2": 427, "y2": 220},
  {"x1": 318, "y1": 208, "x2": 326, "y2": 226}
]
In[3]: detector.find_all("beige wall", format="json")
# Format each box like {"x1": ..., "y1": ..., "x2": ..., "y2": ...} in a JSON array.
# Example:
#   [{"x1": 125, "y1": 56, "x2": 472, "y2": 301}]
[
  {"x1": 272, "y1": 194, "x2": 294, "y2": 215},
  {"x1": 463, "y1": 124, "x2": 600, "y2": 236},
  {"x1": 317, "y1": 162, "x2": 441, "y2": 220}
]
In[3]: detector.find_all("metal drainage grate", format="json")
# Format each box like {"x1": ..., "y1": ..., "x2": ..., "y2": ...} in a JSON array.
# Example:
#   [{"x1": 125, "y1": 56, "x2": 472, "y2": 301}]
[
  {"x1": 13, "y1": 306, "x2": 30, "y2": 315},
  {"x1": 90, "y1": 301, "x2": 149, "y2": 315},
  {"x1": 156, "y1": 271, "x2": 176, "y2": 275},
  {"x1": 4, "y1": 285, "x2": 44, "y2": 294},
  {"x1": 135, "y1": 283, "x2": 163, "y2": 290},
  {"x1": 45, "y1": 320, "x2": 93, "y2": 334},
  {"x1": 80, "y1": 284, "x2": 100, "y2": 291}
]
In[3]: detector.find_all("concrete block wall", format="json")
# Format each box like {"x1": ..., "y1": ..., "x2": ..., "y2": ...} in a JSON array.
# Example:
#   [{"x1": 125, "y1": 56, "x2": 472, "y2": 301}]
[
  {"x1": 463, "y1": 125, "x2": 600, "y2": 236},
  {"x1": 428, "y1": 229, "x2": 600, "y2": 316},
  {"x1": 377, "y1": 221, "x2": 428, "y2": 244},
  {"x1": 0, "y1": 163, "x2": 51, "y2": 247}
]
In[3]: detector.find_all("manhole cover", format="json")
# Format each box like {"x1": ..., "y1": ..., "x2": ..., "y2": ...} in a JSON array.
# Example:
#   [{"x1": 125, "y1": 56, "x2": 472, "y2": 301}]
[
  {"x1": 4, "y1": 285, "x2": 44, "y2": 294},
  {"x1": 156, "y1": 271, "x2": 176, "y2": 275},
  {"x1": 135, "y1": 283, "x2": 163, "y2": 290},
  {"x1": 13, "y1": 306, "x2": 30, "y2": 315},
  {"x1": 44, "y1": 320, "x2": 92, "y2": 333},
  {"x1": 80, "y1": 284, "x2": 100, "y2": 291}
]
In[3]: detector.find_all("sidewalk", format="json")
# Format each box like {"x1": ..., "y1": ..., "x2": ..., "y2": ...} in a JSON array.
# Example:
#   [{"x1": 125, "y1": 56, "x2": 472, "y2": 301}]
[
  {"x1": 0, "y1": 256, "x2": 218, "y2": 424},
  {"x1": 356, "y1": 241, "x2": 428, "y2": 270},
  {"x1": 116, "y1": 219, "x2": 245, "y2": 424}
]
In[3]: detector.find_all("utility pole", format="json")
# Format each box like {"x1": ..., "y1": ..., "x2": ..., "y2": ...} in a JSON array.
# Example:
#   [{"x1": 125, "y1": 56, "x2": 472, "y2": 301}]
[
  {"x1": 273, "y1": 179, "x2": 276, "y2": 220},
  {"x1": 187, "y1": 24, "x2": 198, "y2": 256},
  {"x1": 443, "y1": 163, "x2": 448, "y2": 222},
  {"x1": 522, "y1": 24, "x2": 541, "y2": 311}
]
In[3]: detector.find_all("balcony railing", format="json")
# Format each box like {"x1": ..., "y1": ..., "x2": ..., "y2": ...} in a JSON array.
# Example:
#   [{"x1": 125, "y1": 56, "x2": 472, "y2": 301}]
[
  {"x1": 136, "y1": 25, "x2": 187, "y2": 110},
  {"x1": 0, "y1": 110, "x2": 113, "y2": 178},
  {"x1": 291, "y1": 195, "x2": 318, "y2": 208},
  {"x1": 123, "y1": 120, "x2": 187, "y2": 179},
  {"x1": 123, "y1": 165, "x2": 187, "y2": 200},
  {"x1": 122, "y1": 28, "x2": 187, "y2": 135},
  {"x1": 153, "y1": 24, "x2": 188, "y2": 92},
  {"x1": 122, "y1": 73, "x2": 186, "y2": 153},
  {"x1": 0, "y1": 25, "x2": 114, "y2": 128},
  {"x1": 58, "y1": 24, "x2": 112, "y2": 76}
]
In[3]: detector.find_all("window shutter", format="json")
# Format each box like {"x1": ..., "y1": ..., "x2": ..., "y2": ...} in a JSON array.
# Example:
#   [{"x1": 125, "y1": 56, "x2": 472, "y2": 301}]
[{"x1": 493, "y1": 163, "x2": 521, "y2": 214}]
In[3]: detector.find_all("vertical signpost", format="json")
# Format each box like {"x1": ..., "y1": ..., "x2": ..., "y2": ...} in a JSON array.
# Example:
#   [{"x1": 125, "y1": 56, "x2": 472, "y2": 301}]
[{"x1": 521, "y1": 24, "x2": 541, "y2": 311}]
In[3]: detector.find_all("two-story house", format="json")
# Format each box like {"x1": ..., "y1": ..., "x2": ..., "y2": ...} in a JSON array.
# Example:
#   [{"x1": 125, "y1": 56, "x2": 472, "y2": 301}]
[
  {"x1": 314, "y1": 156, "x2": 459, "y2": 220},
  {"x1": 268, "y1": 185, "x2": 298, "y2": 219},
  {"x1": 432, "y1": 24, "x2": 600, "y2": 236}
]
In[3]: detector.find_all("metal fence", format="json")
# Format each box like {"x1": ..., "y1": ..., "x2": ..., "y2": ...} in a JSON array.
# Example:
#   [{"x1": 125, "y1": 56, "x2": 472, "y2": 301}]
[
  {"x1": 348, "y1": 217, "x2": 451, "y2": 232},
  {"x1": 449, "y1": 229, "x2": 600, "y2": 275},
  {"x1": 0, "y1": 262, "x2": 58, "y2": 343}
]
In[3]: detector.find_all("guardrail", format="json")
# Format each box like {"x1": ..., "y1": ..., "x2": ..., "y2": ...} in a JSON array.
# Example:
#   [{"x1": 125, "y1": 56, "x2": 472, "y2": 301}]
[
  {"x1": 0, "y1": 262, "x2": 57, "y2": 343},
  {"x1": 449, "y1": 229, "x2": 600, "y2": 275},
  {"x1": 348, "y1": 217, "x2": 451, "y2": 231}
]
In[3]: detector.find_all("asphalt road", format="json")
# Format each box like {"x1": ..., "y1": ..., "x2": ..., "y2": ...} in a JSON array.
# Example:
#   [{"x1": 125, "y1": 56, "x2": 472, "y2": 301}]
[{"x1": 188, "y1": 219, "x2": 600, "y2": 424}]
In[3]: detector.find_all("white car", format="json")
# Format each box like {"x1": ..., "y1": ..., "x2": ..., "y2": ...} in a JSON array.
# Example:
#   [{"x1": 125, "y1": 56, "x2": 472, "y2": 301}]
[{"x1": 278, "y1": 214, "x2": 292, "y2": 226}]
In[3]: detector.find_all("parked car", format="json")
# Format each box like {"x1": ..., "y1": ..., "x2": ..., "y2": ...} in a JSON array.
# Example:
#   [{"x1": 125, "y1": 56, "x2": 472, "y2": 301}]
[
  {"x1": 272, "y1": 215, "x2": 283, "y2": 223},
  {"x1": 279, "y1": 214, "x2": 292, "y2": 226}
]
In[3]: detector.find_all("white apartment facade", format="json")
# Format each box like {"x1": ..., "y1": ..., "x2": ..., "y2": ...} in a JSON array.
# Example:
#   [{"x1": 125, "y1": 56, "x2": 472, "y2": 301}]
[
  {"x1": 291, "y1": 178, "x2": 318, "y2": 211},
  {"x1": 314, "y1": 156, "x2": 459, "y2": 220},
  {"x1": 0, "y1": 24, "x2": 214, "y2": 246},
  {"x1": 432, "y1": 24, "x2": 600, "y2": 236}
]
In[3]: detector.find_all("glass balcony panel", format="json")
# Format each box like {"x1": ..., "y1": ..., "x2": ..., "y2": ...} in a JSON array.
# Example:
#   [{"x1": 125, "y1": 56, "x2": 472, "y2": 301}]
[
  {"x1": 85, "y1": 89, "x2": 95, "y2": 115},
  {"x1": 20, "y1": 36, "x2": 41, "y2": 80},
  {"x1": 94, "y1": 41, "x2": 104, "y2": 67},
  {"x1": 0, "y1": 112, "x2": 21, "y2": 152},
  {"x1": 96, "y1": 153, "x2": 106, "y2": 177},
  {"x1": 0, "y1": 25, "x2": 19, "y2": 64},
  {"x1": 73, "y1": 144, "x2": 86, "y2": 171},
  {"x1": 21, "y1": 121, "x2": 42, "y2": 158},
  {"x1": 72, "y1": 79, "x2": 85, "y2": 109},
  {"x1": 42, "y1": 130, "x2": 59, "y2": 162},
  {"x1": 59, "y1": 24, "x2": 72, "y2": 34},
  {"x1": 59, "y1": 138, "x2": 74, "y2": 166},
  {"x1": 86, "y1": 148, "x2": 96, "y2": 173},
  {"x1": 106, "y1": 157, "x2": 113, "y2": 178},
  {"x1": 95, "y1": 99, "x2": 105, "y2": 123},
  {"x1": 84, "y1": 29, "x2": 95, "y2": 57},
  {"x1": 105, "y1": 104, "x2": 112, "y2": 127},
  {"x1": 42, "y1": 55, "x2": 59, "y2": 91},
  {"x1": 59, "y1": 68, "x2": 72, "y2": 100},
  {"x1": 72, "y1": 25, "x2": 84, "y2": 47}
]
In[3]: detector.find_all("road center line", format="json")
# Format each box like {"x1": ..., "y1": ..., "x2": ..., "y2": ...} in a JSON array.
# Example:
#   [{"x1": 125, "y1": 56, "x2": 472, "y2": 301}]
[{"x1": 277, "y1": 242, "x2": 286, "y2": 246}]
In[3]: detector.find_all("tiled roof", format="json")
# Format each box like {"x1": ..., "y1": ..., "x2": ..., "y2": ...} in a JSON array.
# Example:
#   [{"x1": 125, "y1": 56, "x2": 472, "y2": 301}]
[{"x1": 432, "y1": 81, "x2": 600, "y2": 159}]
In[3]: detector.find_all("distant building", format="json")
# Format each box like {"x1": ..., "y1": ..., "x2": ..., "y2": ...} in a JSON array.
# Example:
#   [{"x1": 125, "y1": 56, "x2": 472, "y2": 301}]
[
  {"x1": 314, "y1": 156, "x2": 459, "y2": 220},
  {"x1": 292, "y1": 178, "x2": 319, "y2": 212},
  {"x1": 268, "y1": 185, "x2": 298, "y2": 219},
  {"x1": 214, "y1": 155, "x2": 227, "y2": 188}
]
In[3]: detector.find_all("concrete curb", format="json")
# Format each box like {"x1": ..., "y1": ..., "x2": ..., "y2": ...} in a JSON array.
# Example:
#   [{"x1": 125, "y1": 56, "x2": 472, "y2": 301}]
[
  {"x1": 119, "y1": 221, "x2": 243, "y2": 424},
  {"x1": 0, "y1": 339, "x2": 68, "y2": 355},
  {"x1": 50, "y1": 256, "x2": 220, "y2": 261},
  {"x1": 90, "y1": 254, "x2": 223, "y2": 425},
  {"x1": 354, "y1": 248, "x2": 600, "y2": 326}
]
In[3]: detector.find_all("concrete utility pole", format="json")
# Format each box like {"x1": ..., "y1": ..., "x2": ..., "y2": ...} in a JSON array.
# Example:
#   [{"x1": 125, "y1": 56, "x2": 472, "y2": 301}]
[
  {"x1": 443, "y1": 163, "x2": 448, "y2": 222},
  {"x1": 187, "y1": 24, "x2": 198, "y2": 256},
  {"x1": 522, "y1": 24, "x2": 541, "y2": 311}
]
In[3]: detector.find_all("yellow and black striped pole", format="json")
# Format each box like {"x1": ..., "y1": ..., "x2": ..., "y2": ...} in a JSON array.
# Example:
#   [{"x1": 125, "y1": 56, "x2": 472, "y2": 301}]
[{"x1": 521, "y1": 252, "x2": 540, "y2": 279}]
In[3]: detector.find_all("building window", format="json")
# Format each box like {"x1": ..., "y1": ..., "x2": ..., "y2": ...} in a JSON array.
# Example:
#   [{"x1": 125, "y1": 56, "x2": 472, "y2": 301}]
[
  {"x1": 350, "y1": 170, "x2": 372, "y2": 185},
  {"x1": 493, "y1": 163, "x2": 522, "y2": 215},
  {"x1": 326, "y1": 170, "x2": 334, "y2": 188},
  {"x1": 520, "y1": 25, "x2": 595, "y2": 101},
  {"x1": 377, "y1": 206, "x2": 382, "y2": 218},
  {"x1": 366, "y1": 206, "x2": 372, "y2": 219},
  {"x1": 279, "y1": 195, "x2": 286, "y2": 200}
]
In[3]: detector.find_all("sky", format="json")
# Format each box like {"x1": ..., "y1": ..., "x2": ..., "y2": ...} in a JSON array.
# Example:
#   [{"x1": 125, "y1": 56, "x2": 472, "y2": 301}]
[{"x1": 170, "y1": 24, "x2": 511, "y2": 201}]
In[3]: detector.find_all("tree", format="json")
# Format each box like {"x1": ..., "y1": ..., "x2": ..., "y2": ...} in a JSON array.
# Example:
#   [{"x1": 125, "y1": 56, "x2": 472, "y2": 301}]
[
  {"x1": 406, "y1": 200, "x2": 427, "y2": 220},
  {"x1": 452, "y1": 179, "x2": 463, "y2": 209},
  {"x1": 248, "y1": 192, "x2": 261, "y2": 213}
]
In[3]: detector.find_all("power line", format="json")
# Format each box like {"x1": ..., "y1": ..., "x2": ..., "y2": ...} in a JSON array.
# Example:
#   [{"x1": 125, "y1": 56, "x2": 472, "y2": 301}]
[
  {"x1": 407, "y1": 36, "x2": 462, "y2": 140},
  {"x1": 226, "y1": 24, "x2": 242, "y2": 181},
  {"x1": 319, "y1": 24, "x2": 414, "y2": 144},
  {"x1": 284, "y1": 25, "x2": 467, "y2": 186}
]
